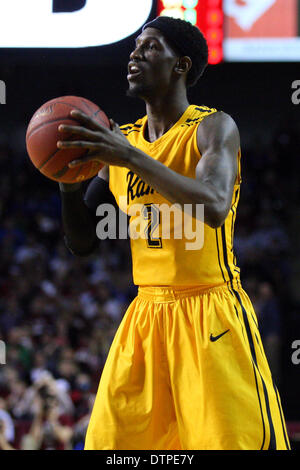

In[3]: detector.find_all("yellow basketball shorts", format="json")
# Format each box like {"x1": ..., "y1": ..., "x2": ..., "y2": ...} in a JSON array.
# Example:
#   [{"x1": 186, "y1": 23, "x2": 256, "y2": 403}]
[{"x1": 84, "y1": 282, "x2": 290, "y2": 450}]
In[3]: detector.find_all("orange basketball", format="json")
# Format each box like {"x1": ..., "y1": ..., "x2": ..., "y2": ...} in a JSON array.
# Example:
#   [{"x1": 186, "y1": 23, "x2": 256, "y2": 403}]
[{"x1": 26, "y1": 96, "x2": 110, "y2": 183}]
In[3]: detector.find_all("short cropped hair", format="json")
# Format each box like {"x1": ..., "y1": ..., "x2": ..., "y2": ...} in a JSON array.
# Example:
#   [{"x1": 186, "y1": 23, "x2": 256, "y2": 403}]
[{"x1": 143, "y1": 16, "x2": 208, "y2": 87}]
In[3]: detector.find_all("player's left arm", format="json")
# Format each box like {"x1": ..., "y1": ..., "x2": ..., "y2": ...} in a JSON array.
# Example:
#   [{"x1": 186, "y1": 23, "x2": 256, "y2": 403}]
[
  {"x1": 124, "y1": 111, "x2": 239, "y2": 228},
  {"x1": 195, "y1": 111, "x2": 240, "y2": 227}
]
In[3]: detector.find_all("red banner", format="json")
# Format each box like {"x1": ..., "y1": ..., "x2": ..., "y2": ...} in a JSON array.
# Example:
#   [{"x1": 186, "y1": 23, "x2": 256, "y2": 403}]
[
  {"x1": 156, "y1": 0, "x2": 223, "y2": 64},
  {"x1": 225, "y1": 0, "x2": 297, "y2": 39}
]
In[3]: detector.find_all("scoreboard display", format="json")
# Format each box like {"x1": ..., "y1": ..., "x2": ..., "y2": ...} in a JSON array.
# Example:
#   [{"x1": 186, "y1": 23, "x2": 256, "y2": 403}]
[
  {"x1": 156, "y1": 0, "x2": 224, "y2": 64},
  {"x1": 223, "y1": 0, "x2": 300, "y2": 61},
  {"x1": 0, "y1": 1, "x2": 299, "y2": 64},
  {"x1": 157, "y1": 0, "x2": 300, "y2": 63}
]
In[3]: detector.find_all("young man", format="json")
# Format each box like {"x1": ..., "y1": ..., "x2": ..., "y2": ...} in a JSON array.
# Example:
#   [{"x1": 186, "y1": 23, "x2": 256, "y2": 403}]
[{"x1": 57, "y1": 17, "x2": 290, "y2": 450}]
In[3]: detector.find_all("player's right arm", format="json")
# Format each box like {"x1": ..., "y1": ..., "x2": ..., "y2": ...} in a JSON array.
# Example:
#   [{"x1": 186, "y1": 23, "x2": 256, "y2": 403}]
[{"x1": 59, "y1": 165, "x2": 113, "y2": 256}]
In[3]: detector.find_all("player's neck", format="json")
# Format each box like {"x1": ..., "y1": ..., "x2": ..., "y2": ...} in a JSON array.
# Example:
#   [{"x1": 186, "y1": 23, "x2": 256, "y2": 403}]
[{"x1": 144, "y1": 93, "x2": 190, "y2": 143}]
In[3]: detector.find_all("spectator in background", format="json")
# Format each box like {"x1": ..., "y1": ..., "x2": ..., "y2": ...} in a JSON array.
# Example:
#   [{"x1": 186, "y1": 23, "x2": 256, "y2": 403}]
[
  {"x1": 20, "y1": 388, "x2": 73, "y2": 450},
  {"x1": 0, "y1": 398, "x2": 15, "y2": 450},
  {"x1": 0, "y1": 419, "x2": 15, "y2": 451},
  {"x1": 15, "y1": 372, "x2": 74, "y2": 419}
]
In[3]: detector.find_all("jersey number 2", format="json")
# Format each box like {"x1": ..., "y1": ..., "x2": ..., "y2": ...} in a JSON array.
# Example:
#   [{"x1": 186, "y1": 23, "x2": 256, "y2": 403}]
[{"x1": 142, "y1": 204, "x2": 162, "y2": 249}]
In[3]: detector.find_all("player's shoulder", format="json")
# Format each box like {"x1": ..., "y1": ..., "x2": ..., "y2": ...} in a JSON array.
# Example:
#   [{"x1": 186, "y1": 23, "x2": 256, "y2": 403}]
[
  {"x1": 196, "y1": 108, "x2": 239, "y2": 134},
  {"x1": 187, "y1": 103, "x2": 238, "y2": 134},
  {"x1": 192, "y1": 104, "x2": 218, "y2": 114},
  {"x1": 180, "y1": 104, "x2": 218, "y2": 129},
  {"x1": 191, "y1": 104, "x2": 218, "y2": 117},
  {"x1": 196, "y1": 108, "x2": 240, "y2": 149},
  {"x1": 119, "y1": 116, "x2": 146, "y2": 136}
]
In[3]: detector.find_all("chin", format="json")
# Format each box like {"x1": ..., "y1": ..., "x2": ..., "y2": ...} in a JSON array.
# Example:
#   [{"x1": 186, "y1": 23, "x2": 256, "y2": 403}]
[
  {"x1": 126, "y1": 85, "x2": 143, "y2": 99},
  {"x1": 126, "y1": 82, "x2": 152, "y2": 100},
  {"x1": 126, "y1": 87, "x2": 139, "y2": 98}
]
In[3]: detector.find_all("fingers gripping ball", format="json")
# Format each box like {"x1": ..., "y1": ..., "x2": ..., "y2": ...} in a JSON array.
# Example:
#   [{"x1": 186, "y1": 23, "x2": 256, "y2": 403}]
[{"x1": 26, "y1": 96, "x2": 110, "y2": 183}]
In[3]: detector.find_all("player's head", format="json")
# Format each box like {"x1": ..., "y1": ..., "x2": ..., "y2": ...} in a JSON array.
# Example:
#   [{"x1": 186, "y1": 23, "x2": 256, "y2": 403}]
[
  {"x1": 143, "y1": 16, "x2": 208, "y2": 87},
  {"x1": 127, "y1": 16, "x2": 208, "y2": 99}
]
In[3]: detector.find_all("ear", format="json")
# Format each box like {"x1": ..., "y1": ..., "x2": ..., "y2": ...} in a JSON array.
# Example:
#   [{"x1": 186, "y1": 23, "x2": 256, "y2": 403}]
[{"x1": 174, "y1": 56, "x2": 192, "y2": 76}]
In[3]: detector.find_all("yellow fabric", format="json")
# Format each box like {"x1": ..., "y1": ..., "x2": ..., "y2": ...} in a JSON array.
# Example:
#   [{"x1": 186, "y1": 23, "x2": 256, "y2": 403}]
[
  {"x1": 85, "y1": 283, "x2": 290, "y2": 450},
  {"x1": 86, "y1": 105, "x2": 290, "y2": 450},
  {"x1": 109, "y1": 104, "x2": 242, "y2": 287}
]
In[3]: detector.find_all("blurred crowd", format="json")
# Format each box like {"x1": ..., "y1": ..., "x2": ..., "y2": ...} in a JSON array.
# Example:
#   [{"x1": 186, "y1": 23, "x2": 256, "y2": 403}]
[
  {"x1": 0, "y1": 117, "x2": 299, "y2": 449},
  {"x1": 0, "y1": 133, "x2": 136, "y2": 449}
]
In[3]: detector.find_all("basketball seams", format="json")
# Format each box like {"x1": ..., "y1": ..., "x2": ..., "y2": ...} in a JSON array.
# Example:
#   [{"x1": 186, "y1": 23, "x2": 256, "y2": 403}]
[
  {"x1": 40, "y1": 147, "x2": 95, "y2": 183},
  {"x1": 38, "y1": 148, "x2": 60, "y2": 170},
  {"x1": 93, "y1": 108, "x2": 110, "y2": 128},
  {"x1": 27, "y1": 109, "x2": 108, "y2": 141},
  {"x1": 66, "y1": 97, "x2": 109, "y2": 127},
  {"x1": 79, "y1": 98, "x2": 96, "y2": 114},
  {"x1": 27, "y1": 99, "x2": 98, "y2": 139},
  {"x1": 26, "y1": 116, "x2": 80, "y2": 141}
]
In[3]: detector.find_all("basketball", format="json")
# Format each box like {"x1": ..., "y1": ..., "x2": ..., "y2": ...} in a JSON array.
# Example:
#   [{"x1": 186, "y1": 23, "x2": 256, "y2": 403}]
[{"x1": 26, "y1": 96, "x2": 110, "y2": 183}]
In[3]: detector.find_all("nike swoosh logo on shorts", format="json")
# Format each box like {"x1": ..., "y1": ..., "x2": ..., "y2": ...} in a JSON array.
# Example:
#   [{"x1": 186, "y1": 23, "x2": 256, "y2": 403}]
[{"x1": 210, "y1": 329, "x2": 230, "y2": 342}]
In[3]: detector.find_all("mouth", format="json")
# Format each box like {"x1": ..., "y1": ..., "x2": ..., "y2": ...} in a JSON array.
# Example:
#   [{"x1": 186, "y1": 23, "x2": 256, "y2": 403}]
[{"x1": 127, "y1": 62, "x2": 142, "y2": 81}]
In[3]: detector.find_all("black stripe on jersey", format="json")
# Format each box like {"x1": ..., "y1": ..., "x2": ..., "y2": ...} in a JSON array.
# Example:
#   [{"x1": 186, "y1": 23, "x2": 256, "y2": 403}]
[
  {"x1": 215, "y1": 229, "x2": 226, "y2": 283},
  {"x1": 232, "y1": 287, "x2": 277, "y2": 449},
  {"x1": 122, "y1": 129, "x2": 142, "y2": 136},
  {"x1": 234, "y1": 304, "x2": 245, "y2": 337},
  {"x1": 186, "y1": 117, "x2": 202, "y2": 123},
  {"x1": 229, "y1": 285, "x2": 266, "y2": 449},
  {"x1": 181, "y1": 117, "x2": 202, "y2": 127},
  {"x1": 230, "y1": 188, "x2": 239, "y2": 251},
  {"x1": 230, "y1": 188, "x2": 241, "y2": 272},
  {"x1": 221, "y1": 224, "x2": 234, "y2": 287},
  {"x1": 181, "y1": 108, "x2": 215, "y2": 127},
  {"x1": 120, "y1": 124, "x2": 143, "y2": 131},
  {"x1": 128, "y1": 128, "x2": 142, "y2": 133},
  {"x1": 252, "y1": 361, "x2": 267, "y2": 449},
  {"x1": 120, "y1": 123, "x2": 143, "y2": 136},
  {"x1": 222, "y1": 222, "x2": 277, "y2": 449},
  {"x1": 195, "y1": 106, "x2": 212, "y2": 113},
  {"x1": 251, "y1": 311, "x2": 259, "y2": 330},
  {"x1": 229, "y1": 291, "x2": 266, "y2": 449},
  {"x1": 272, "y1": 379, "x2": 291, "y2": 450},
  {"x1": 255, "y1": 333, "x2": 265, "y2": 356}
]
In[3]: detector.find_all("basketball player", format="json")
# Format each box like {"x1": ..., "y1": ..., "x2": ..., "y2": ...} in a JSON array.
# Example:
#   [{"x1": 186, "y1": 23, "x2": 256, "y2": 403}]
[{"x1": 57, "y1": 17, "x2": 290, "y2": 450}]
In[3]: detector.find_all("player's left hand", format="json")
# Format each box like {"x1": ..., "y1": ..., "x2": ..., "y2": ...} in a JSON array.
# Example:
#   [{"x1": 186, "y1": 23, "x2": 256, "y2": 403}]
[{"x1": 57, "y1": 110, "x2": 134, "y2": 168}]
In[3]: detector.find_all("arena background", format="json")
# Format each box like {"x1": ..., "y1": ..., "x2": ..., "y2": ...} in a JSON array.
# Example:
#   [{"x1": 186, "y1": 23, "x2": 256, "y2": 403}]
[{"x1": 0, "y1": 0, "x2": 299, "y2": 450}]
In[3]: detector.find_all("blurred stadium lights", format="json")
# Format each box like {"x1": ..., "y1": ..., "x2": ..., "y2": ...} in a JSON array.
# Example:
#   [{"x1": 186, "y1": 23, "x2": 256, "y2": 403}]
[
  {"x1": 1, "y1": 0, "x2": 299, "y2": 62},
  {"x1": 156, "y1": 0, "x2": 224, "y2": 64},
  {"x1": 0, "y1": 0, "x2": 153, "y2": 47}
]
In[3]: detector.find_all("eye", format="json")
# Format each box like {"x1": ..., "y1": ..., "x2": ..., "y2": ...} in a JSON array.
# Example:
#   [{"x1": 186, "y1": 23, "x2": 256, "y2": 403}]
[
  {"x1": 141, "y1": 41, "x2": 158, "y2": 51},
  {"x1": 132, "y1": 40, "x2": 159, "y2": 55}
]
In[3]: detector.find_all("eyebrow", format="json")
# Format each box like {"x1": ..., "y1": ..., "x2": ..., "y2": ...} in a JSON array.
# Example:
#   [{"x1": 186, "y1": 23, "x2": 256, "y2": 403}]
[{"x1": 135, "y1": 35, "x2": 162, "y2": 46}]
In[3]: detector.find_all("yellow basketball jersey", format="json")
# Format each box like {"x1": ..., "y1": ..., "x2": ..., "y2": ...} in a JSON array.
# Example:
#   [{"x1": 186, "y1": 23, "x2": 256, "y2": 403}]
[{"x1": 109, "y1": 104, "x2": 242, "y2": 287}]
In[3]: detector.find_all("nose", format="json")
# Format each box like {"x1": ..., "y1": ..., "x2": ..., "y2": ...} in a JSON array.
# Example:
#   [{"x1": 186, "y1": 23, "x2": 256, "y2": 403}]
[{"x1": 130, "y1": 45, "x2": 143, "y2": 61}]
